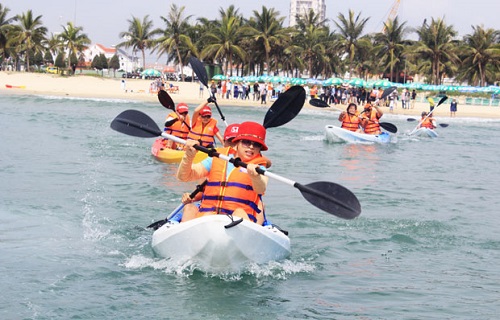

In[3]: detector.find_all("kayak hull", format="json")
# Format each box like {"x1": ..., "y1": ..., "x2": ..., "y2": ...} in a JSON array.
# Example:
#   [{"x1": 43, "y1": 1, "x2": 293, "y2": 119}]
[
  {"x1": 151, "y1": 215, "x2": 291, "y2": 271},
  {"x1": 151, "y1": 138, "x2": 208, "y2": 163},
  {"x1": 325, "y1": 125, "x2": 391, "y2": 144},
  {"x1": 410, "y1": 127, "x2": 439, "y2": 138}
]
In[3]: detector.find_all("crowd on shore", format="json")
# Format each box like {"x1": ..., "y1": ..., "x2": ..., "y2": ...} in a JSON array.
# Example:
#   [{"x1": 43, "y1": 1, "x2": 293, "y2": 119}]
[{"x1": 1, "y1": 71, "x2": 499, "y2": 119}]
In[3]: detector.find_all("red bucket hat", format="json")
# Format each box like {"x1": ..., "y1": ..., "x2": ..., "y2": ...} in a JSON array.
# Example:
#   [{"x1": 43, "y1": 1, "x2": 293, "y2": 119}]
[
  {"x1": 176, "y1": 102, "x2": 189, "y2": 113},
  {"x1": 224, "y1": 123, "x2": 239, "y2": 141},
  {"x1": 200, "y1": 106, "x2": 212, "y2": 116},
  {"x1": 232, "y1": 121, "x2": 268, "y2": 151}
]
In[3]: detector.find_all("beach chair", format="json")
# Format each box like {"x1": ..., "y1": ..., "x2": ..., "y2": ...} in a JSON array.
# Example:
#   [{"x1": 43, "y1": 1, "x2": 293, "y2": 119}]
[
  {"x1": 490, "y1": 99, "x2": 499, "y2": 107},
  {"x1": 465, "y1": 97, "x2": 473, "y2": 105},
  {"x1": 481, "y1": 99, "x2": 491, "y2": 106},
  {"x1": 473, "y1": 98, "x2": 482, "y2": 105}
]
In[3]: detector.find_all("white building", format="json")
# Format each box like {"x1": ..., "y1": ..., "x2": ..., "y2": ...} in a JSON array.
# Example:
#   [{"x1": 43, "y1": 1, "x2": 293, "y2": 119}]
[
  {"x1": 289, "y1": 0, "x2": 326, "y2": 27},
  {"x1": 80, "y1": 44, "x2": 141, "y2": 71}
]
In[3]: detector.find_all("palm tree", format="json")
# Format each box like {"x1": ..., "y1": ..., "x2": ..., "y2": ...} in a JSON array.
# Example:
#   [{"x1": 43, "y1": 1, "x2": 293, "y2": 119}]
[
  {"x1": 413, "y1": 18, "x2": 459, "y2": 84},
  {"x1": 295, "y1": 10, "x2": 329, "y2": 77},
  {"x1": 12, "y1": 10, "x2": 47, "y2": 71},
  {"x1": 58, "y1": 22, "x2": 91, "y2": 71},
  {"x1": 201, "y1": 5, "x2": 246, "y2": 76},
  {"x1": 246, "y1": 6, "x2": 290, "y2": 75},
  {"x1": 457, "y1": 25, "x2": 500, "y2": 86},
  {"x1": 334, "y1": 10, "x2": 370, "y2": 79},
  {"x1": 373, "y1": 17, "x2": 410, "y2": 82},
  {"x1": 154, "y1": 4, "x2": 196, "y2": 81},
  {"x1": 0, "y1": 4, "x2": 15, "y2": 61},
  {"x1": 117, "y1": 15, "x2": 156, "y2": 70}
]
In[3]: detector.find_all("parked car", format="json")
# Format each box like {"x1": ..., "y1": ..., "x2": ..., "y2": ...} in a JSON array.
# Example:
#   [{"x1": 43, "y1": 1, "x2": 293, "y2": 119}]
[{"x1": 46, "y1": 66, "x2": 59, "y2": 74}]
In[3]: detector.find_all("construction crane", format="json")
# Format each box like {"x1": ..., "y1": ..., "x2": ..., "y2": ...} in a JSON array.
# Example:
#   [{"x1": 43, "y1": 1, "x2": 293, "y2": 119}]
[{"x1": 382, "y1": 0, "x2": 401, "y2": 32}]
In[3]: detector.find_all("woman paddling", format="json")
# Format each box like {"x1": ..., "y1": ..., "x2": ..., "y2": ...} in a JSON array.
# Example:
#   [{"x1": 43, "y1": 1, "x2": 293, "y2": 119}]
[{"x1": 177, "y1": 121, "x2": 270, "y2": 225}]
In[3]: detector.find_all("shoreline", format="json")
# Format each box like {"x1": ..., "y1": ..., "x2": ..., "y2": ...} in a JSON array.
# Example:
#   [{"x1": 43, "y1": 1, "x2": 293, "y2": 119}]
[{"x1": 1, "y1": 71, "x2": 499, "y2": 119}]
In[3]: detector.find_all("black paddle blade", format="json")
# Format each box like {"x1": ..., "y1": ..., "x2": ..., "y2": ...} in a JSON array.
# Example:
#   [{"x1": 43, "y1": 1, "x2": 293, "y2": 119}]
[
  {"x1": 110, "y1": 109, "x2": 162, "y2": 138},
  {"x1": 158, "y1": 89, "x2": 175, "y2": 110},
  {"x1": 309, "y1": 98, "x2": 329, "y2": 108},
  {"x1": 437, "y1": 95, "x2": 448, "y2": 106},
  {"x1": 407, "y1": 118, "x2": 417, "y2": 122},
  {"x1": 295, "y1": 181, "x2": 361, "y2": 219},
  {"x1": 189, "y1": 56, "x2": 208, "y2": 88},
  {"x1": 439, "y1": 123, "x2": 449, "y2": 128},
  {"x1": 380, "y1": 122, "x2": 398, "y2": 133},
  {"x1": 263, "y1": 86, "x2": 305, "y2": 129},
  {"x1": 380, "y1": 86, "x2": 397, "y2": 100},
  {"x1": 147, "y1": 219, "x2": 167, "y2": 230}
]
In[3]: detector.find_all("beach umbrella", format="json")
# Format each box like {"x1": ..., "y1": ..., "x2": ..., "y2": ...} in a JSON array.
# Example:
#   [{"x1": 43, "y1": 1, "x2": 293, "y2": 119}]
[
  {"x1": 212, "y1": 74, "x2": 227, "y2": 80},
  {"x1": 373, "y1": 79, "x2": 392, "y2": 88},
  {"x1": 323, "y1": 77, "x2": 343, "y2": 86},
  {"x1": 291, "y1": 78, "x2": 307, "y2": 85},
  {"x1": 347, "y1": 78, "x2": 366, "y2": 87},
  {"x1": 406, "y1": 82, "x2": 423, "y2": 90},
  {"x1": 257, "y1": 75, "x2": 271, "y2": 82},
  {"x1": 243, "y1": 75, "x2": 258, "y2": 82},
  {"x1": 141, "y1": 69, "x2": 162, "y2": 77},
  {"x1": 270, "y1": 76, "x2": 283, "y2": 83}
]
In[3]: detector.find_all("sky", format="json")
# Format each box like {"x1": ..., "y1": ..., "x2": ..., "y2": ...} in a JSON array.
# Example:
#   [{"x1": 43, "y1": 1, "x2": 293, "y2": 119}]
[{"x1": 2, "y1": 0, "x2": 499, "y2": 64}]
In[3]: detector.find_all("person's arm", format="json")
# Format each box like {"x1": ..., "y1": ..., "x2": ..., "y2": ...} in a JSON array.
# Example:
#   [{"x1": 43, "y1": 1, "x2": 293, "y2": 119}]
[
  {"x1": 177, "y1": 140, "x2": 208, "y2": 181},
  {"x1": 374, "y1": 105, "x2": 383, "y2": 118},
  {"x1": 338, "y1": 112, "x2": 346, "y2": 122},
  {"x1": 215, "y1": 131, "x2": 224, "y2": 146},
  {"x1": 191, "y1": 100, "x2": 210, "y2": 125}
]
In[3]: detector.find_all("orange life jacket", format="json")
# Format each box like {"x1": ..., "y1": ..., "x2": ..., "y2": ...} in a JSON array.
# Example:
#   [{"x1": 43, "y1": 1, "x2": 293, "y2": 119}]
[
  {"x1": 164, "y1": 112, "x2": 190, "y2": 139},
  {"x1": 187, "y1": 118, "x2": 218, "y2": 147},
  {"x1": 341, "y1": 112, "x2": 360, "y2": 131},
  {"x1": 361, "y1": 109, "x2": 381, "y2": 134},
  {"x1": 420, "y1": 118, "x2": 435, "y2": 129},
  {"x1": 199, "y1": 148, "x2": 266, "y2": 222}
]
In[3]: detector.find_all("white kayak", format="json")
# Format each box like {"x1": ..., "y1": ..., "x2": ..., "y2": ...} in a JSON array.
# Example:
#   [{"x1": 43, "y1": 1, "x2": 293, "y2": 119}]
[
  {"x1": 151, "y1": 215, "x2": 291, "y2": 272},
  {"x1": 325, "y1": 125, "x2": 391, "y2": 144},
  {"x1": 409, "y1": 127, "x2": 439, "y2": 138}
]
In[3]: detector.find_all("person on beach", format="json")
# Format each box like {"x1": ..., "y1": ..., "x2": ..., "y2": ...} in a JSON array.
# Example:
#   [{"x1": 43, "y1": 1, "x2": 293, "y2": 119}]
[
  {"x1": 163, "y1": 102, "x2": 191, "y2": 150},
  {"x1": 177, "y1": 121, "x2": 270, "y2": 225},
  {"x1": 450, "y1": 98, "x2": 458, "y2": 117},
  {"x1": 186, "y1": 98, "x2": 224, "y2": 148},
  {"x1": 339, "y1": 103, "x2": 361, "y2": 132},
  {"x1": 427, "y1": 96, "x2": 435, "y2": 112},
  {"x1": 418, "y1": 111, "x2": 436, "y2": 129},
  {"x1": 359, "y1": 101, "x2": 383, "y2": 135},
  {"x1": 411, "y1": 90, "x2": 417, "y2": 108}
]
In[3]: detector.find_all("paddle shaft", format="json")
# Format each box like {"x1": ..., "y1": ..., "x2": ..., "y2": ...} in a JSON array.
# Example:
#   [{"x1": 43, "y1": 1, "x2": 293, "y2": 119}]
[
  {"x1": 189, "y1": 57, "x2": 228, "y2": 126},
  {"x1": 163, "y1": 132, "x2": 357, "y2": 213}
]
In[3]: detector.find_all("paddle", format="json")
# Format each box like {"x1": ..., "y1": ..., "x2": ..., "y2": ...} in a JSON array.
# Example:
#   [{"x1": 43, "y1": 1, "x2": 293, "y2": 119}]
[
  {"x1": 407, "y1": 118, "x2": 449, "y2": 128},
  {"x1": 147, "y1": 180, "x2": 208, "y2": 230},
  {"x1": 309, "y1": 95, "x2": 399, "y2": 134},
  {"x1": 409, "y1": 96, "x2": 448, "y2": 135},
  {"x1": 189, "y1": 56, "x2": 228, "y2": 126},
  {"x1": 157, "y1": 89, "x2": 191, "y2": 129},
  {"x1": 111, "y1": 110, "x2": 361, "y2": 220}
]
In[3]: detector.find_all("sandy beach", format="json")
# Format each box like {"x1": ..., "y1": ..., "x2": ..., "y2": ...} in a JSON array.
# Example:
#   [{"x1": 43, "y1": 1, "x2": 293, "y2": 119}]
[{"x1": 1, "y1": 71, "x2": 499, "y2": 119}]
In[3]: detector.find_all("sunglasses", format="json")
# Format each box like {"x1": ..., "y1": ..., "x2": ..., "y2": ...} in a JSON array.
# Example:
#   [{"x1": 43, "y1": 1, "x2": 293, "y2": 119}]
[
  {"x1": 201, "y1": 115, "x2": 211, "y2": 119},
  {"x1": 240, "y1": 139, "x2": 262, "y2": 149},
  {"x1": 179, "y1": 112, "x2": 188, "y2": 116}
]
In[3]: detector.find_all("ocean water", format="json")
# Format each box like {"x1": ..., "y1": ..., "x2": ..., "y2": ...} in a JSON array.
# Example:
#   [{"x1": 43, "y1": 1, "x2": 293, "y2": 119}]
[{"x1": 1, "y1": 94, "x2": 499, "y2": 319}]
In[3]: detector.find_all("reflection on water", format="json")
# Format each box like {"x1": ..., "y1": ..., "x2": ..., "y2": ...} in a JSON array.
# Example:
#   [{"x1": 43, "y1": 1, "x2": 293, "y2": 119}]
[{"x1": 337, "y1": 144, "x2": 379, "y2": 185}]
